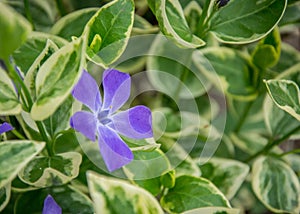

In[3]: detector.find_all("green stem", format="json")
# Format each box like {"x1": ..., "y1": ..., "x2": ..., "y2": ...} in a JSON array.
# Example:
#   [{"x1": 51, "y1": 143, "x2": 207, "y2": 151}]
[
  {"x1": 23, "y1": 0, "x2": 34, "y2": 29},
  {"x1": 278, "y1": 148, "x2": 300, "y2": 157},
  {"x1": 233, "y1": 100, "x2": 254, "y2": 133},
  {"x1": 174, "y1": 67, "x2": 189, "y2": 102},
  {"x1": 36, "y1": 121, "x2": 53, "y2": 156},
  {"x1": 245, "y1": 125, "x2": 300, "y2": 163},
  {"x1": 55, "y1": 0, "x2": 67, "y2": 16},
  {"x1": 197, "y1": 0, "x2": 210, "y2": 35},
  {"x1": 11, "y1": 129, "x2": 25, "y2": 139}
]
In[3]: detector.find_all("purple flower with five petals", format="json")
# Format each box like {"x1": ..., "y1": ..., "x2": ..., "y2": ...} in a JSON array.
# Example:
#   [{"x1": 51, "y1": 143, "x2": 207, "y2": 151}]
[
  {"x1": 70, "y1": 69, "x2": 153, "y2": 172},
  {"x1": 42, "y1": 195, "x2": 61, "y2": 214},
  {"x1": 0, "y1": 122, "x2": 13, "y2": 135}
]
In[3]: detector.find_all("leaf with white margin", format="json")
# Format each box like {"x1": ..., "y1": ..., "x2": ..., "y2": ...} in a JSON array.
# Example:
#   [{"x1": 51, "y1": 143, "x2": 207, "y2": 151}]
[
  {"x1": 252, "y1": 156, "x2": 300, "y2": 213},
  {"x1": 84, "y1": 0, "x2": 134, "y2": 66},
  {"x1": 0, "y1": 67, "x2": 22, "y2": 115},
  {"x1": 183, "y1": 207, "x2": 240, "y2": 214},
  {"x1": 18, "y1": 152, "x2": 82, "y2": 187},
  {"x1": 30, "y1": 37, "x2": 85, "y2": 121},
  {"x1": 24, "y1": 39, "x2": 59, "y2": 100},
  {"x1": 264, "y1": 79, "x2": 300, "y2": 121},
  {"x1": 210, "y1": 0, "x2": 287, "y2": 44},
  {"x1": 87, "y1": 171, "x2": 164, "y2": 214},
  {"x1": 0, "y1": 184, "x2": 11, "y2": 212},
  {"x1": 198, "y1": 157, "x2": 249, "y2": 200},
  {"x1": 160, "y1": 175, "x2": 231, "y2": 213},
  {"x1": 148, "y1": 0, "x2": 205, "y2": 48},
  {"x1": 0, "y1": 141, "x2": 44, "y2": 188}
]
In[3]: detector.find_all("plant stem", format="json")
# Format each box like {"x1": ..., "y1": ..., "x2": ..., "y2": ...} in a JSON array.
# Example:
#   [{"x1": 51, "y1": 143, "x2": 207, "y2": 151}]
[
  {"x1": 174, "y1": 67, "x2": 189, "y2": 102},
  {"x1": 245, "y1": 125, "x2": 300, "y2": 163},
  {"x1": 197, "y1": 0, "x2": 210, "y2": 36},
  {"x1": 233, "y1": 100, "x2": 254, "y2": 133},
  {"x1": 23, "y1": 0, "x2": 34, "y2": 29},
  {"x1": 36, "y1": 121, "x2": 53, "y2": 156}
]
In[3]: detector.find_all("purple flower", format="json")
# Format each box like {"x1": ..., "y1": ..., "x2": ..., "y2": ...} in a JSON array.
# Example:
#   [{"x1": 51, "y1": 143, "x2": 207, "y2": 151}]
[
  {"x1": 70, "y1": 69, "x2": 153, "y2": 172},
  {"x1": 0, "y1": 122, "x2": 13, "y2": 135},
  {"x1": 42, "y1": 195, "x2": 61, "y2": 214}
]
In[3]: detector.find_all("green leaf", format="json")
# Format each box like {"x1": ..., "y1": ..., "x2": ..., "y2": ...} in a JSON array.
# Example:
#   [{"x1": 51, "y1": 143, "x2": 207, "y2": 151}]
[
  {"x1": 183, "y1": 207, "x2": 240, "y2": 214},
  {"x1": 183, "y1": 1, "x2": 202, "y2": 35},
  {"x1": 6, "y1": 0, "x2": 59, "y2": 32},
  {"x1": 195, "y1": 47, "x2": 258, "y2": 100},
  {"x1": 264, "y1": 79, "x2": 300, "y2": 121},
  {"x1": 132, "y1": 14, "x2": 159, "y2": 35},
  {"x1": 160, "y1": 138, "x2": 201, "y2": 177},
  {"x1": 0, "y1": 140, "x2": 44, "y2": 188},
  {"x1": 51, "y1": 8, "x2": 99, "y2": 41},
  {"x1": 0, "y1": 184, "x2": 10, "y2": 212},
  {"x1": 0, "y1": 2, "x2": 32, "y2": 59},
  {"x1": 160, "y1": 170, "x2": 176, "y2": 188},
  {"x1": 147, "y1": 35, "x2": 211, "y2": 99},
  {"x1": 84, "y1": 0, "x2": 134, "y2": 66},
  {"x1": 87, "y1": 171, "x2": 164, "y2": 214},
  {"x1": 13, "y1": 32, "x2": 67, "y2": 74},
  {"x1": 30, "y1": 37, "x2": 85, "y2": 121},
  {"x1": 264, "y1": 95, "x2": 300, "y2": 139},
  {"x1": 0, "y1": 66, "x2": 22, "y2": 115},
  {"x1": 251, "y1": 27, "x2": 281, "y2": 69},
  {"x1": 252, "y1": 156, "x2": 300, "y2": 213},
  {"x1": 14, "y1": 185, "x2": 94, "y2": 214},
  {"x1": 160, "y1": 175, "x2": 231, "y2": 213},
  {"x1": 210, "y1": 0, "x2": 287, "y2": 43},
  {"x1": 18, "y1": 152, "x2": 82, "y2": 187},
  {"x1": 148, "y1": 0, "x2": 205, "y2": 48},
  {"x1": 198, "y1": 158, "x2": 249, "y2": 200},
  {"x1": 24, "y1": 39, "x2": 59, "y2": 100}
]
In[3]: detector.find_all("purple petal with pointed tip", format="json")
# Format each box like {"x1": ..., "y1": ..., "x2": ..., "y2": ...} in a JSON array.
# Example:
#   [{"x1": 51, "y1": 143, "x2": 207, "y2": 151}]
[
  {"x1": 72, "y1": 70, "x2": 102, "y2": 112},
  {"x1": 0, "y1": 122, "x2": 14, "y2": 135},
  {"x1": 102, "y1": 69, "x2": 131, "y2": 113},
  {"x1": 42, "y1": 195, "x2": 62, "y2": 214},
  {"x1": 98, "y1": 125, "x2": 133, "y2": 172},
  {"x1": 70, "y1": 111, "x2": 97, "y2": 141},
  {"x1": 111, "y1": 106, "x2": 153, "y2": 139}
]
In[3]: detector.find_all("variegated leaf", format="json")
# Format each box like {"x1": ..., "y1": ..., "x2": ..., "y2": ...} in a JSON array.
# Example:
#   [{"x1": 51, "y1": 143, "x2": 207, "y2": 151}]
[
  {"x1": 18, "y1": 152, "x2": 82, "y2": 187},
  {"x1": 87, "y1": 171, "x2": 164, "y2": 214},
  {"x1": 252, "y1": 156, "x2": 300, "y2": 213},
  {"x1": 264, "y1": 79, "x2": 300, "y2": 121},
  {"x1": 0, "y1": 67, "x2": 22, "y2": 115},
  {"x1": 30, "y1": 37, "x2": 85, "y2": 120},
  {"x1": 0, "y1": 183, "x2": 11, "y2": 212},
  {"x1": 0, "y1": 141, "x2": 44, "y2": 188}
]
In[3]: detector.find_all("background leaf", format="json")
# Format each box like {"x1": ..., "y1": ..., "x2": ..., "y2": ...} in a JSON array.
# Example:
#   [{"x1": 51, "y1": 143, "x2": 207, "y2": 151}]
[
  {"x1": 0, "y1": 184, "x2": 10, "y2": 212},
  {"x1": 87, "y1": 171, "x2": 164, "y2": 214},
  {"x1": 0, "y1": 2, "x2": 31, "y2": 59},
  {"x1": 160, "y1": 175, "x2": 231, "y2": 213},
  {"x1": 210, "y1": 0, "x2": 287, "y2": 43},
  {"x1": 252, "y1": 156, "x2": 300, "y2": 213}
]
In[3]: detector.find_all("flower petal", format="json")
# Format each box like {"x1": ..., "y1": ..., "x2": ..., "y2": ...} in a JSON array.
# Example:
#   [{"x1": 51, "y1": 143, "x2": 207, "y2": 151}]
[
  {"x1": 102, "y1": 69, "x2": 131, "y2": 113},
  {"x1": 42, "y1": 195, "x2": 62, "y2": 214},
  {"x1": 70, "y1": 111, "x2": 97, "y2": 141},
  {"x1": 0, "y1": 122, "x2": 14, "y2": 135},
  {"x1": 72, "y1": 70, "x2": 101, "y2": 112},
  {"x1": 98, "y1": 125, "x2": 133, "y2": 172},
  {"x1": 111, "y1": 106, "x2": 153, "y2": 139}
]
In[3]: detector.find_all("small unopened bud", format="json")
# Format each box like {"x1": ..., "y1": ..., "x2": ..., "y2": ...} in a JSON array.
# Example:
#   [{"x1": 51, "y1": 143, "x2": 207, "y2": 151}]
[{"x1": 216, "y1": 0, "x2": 230, "y2": 8}]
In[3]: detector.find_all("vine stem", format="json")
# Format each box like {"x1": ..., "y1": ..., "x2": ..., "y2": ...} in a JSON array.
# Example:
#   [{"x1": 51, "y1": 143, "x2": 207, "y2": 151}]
[
  {"x1": 23, "y1": 0, "x2": 34, "y2": 29},
  {"x1": 233, "y1": 100, "x2": 254, "y2": 133},
  {"x1": 245, "y1": 125, "x2": 300, "y2": 163}
]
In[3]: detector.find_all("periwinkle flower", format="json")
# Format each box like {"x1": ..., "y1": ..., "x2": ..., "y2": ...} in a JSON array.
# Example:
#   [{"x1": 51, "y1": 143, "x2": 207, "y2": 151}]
[
  {"x1": 70, "y1": 69, "x2": 153, "y2": 172},
  {"x1": 0, "y1": 122, "x2": 13, "y2": 135},
  {"x1": 42, "y1": 195, "x2": 61, "y2": 214}
]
